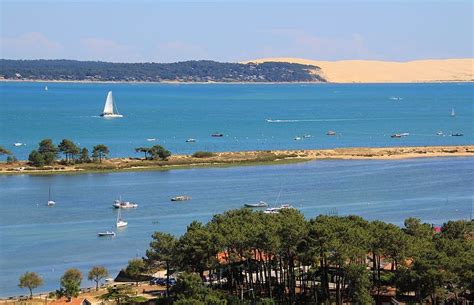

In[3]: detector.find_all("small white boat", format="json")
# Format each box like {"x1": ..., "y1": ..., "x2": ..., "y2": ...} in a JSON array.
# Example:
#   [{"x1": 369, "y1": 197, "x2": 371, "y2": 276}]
[
  {"x1": 264, "y1": 204, "x2": 295, "y2": 214},
  {"x1": 303, "y1": 134, "x2": 312, "y2": 138},
  {"x1": 171, "y1": 195, "x2": 192, "y2": 202},
  {"x1": 13, "y1": 143, "x2": 24, "y2": 147},
  {"x1": 44, "y1": 86, "x2": 48, "y2": 91},
  {"x1": 116, "y1": 209, "x2": 128, "y2": 228},
  {"x1": 186, "y1": 138, "x2": 196, "y2": 143},
  {"x1": 294, "y1": 137, "x2": 302, "y2": 141},
  {"x1": 436, "y1": 131, "x2": 444, "y2": 136},
  {"x1": 451, "y1": 108, "x2": 455, "y2": 117},
  {"x1": 100, "y1": 91, "x2": 123, "y2": 118},
  {"x1": 326, "y1": 130, "x2": 336, "y2": 136},
  {"x1": 112, "y1": 199, "x2": 138, "y2": 209},
  {"x1": 47, "y1": 187, "x2": 55, "y2": 206},
  {"x1": 146, "y1": 138, "x2": 157, "y2": 142},
  {"x1": 98, "y1": 231, "x2": 115, "y2": 237}
]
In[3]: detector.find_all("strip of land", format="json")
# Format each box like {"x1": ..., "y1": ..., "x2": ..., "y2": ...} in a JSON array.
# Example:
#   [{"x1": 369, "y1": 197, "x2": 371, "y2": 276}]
[{"x1": 1, "y1": 145, "x2": 473, "y2": 175}]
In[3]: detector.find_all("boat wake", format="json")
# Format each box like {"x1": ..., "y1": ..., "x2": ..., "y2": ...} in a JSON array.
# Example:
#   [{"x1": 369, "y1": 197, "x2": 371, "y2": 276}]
[{"x1": 265, "y1": 118, "x2": 404, "y2": 123}]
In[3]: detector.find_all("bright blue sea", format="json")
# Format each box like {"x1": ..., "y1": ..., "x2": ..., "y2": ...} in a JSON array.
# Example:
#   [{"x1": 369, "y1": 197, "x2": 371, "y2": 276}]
[
  {"x1": 0, "y1": 82, "x2": 473, "y2": 297},
  {"x1": 0, "y1": 82, "x2": 473, "y2": 159}
]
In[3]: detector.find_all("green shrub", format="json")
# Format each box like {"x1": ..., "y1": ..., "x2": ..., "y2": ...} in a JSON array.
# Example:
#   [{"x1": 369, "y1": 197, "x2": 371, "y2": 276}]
[{"x1": 192, "y1": 151, "x2": 215, "y2": 158}]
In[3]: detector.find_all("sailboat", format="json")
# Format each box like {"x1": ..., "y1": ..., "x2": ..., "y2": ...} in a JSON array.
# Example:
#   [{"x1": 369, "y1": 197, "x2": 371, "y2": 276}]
[
  {"x1": 116, "y1": 208, "x2": 128, "y2": 228},
  {"x1": 451, "y1": 108, "x2": 455, "y2": 117},
  {"x1": 100, "y1": 91, "x2": 123, "y2": 118},
  {"x1": 44, "y1": 86, "x2": 48, "y2": 91},
  {"x1": 47, "y1": 187, "x2": 55, "y2": 206}
]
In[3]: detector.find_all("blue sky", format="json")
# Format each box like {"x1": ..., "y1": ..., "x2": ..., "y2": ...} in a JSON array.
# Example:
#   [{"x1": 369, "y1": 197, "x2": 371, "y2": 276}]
[{"x1": 1, "y1": 0, "x2": 472, "y2": 62}]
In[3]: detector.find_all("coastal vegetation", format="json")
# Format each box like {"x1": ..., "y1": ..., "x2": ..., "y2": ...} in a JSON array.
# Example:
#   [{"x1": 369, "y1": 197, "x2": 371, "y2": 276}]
[
  {"x1": 58, "y1": 268, "x2": 83, "y2": 300},
  {"x1": 87, "y1": 266, "x2": 109, "y2": 291},
  {"x1": 142, "y1": 209, "x2": 473, "y2": 304},
  {"x1": 18, "y1": 272, "x2": 43, "y2": 299},
  {"x1": 18, "y1": 210, "x2": 473, "y2": 304},
  {"x1": 0, "y1": 59, "x2": 325, "y2": 83},
  {"x1": 192, "y1": 151, "x2": 216, "y2": 158},
  {"x1": 135, "y1": 145, "x2": 172, "y2": 161}
]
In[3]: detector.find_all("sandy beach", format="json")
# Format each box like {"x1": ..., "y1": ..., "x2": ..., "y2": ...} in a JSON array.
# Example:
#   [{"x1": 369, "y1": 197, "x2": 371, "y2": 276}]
[
  {"x1": 243, "y1": 58, "x2": 474, "y2": 83},
  {"x1": 1, "y1": 145, "x2": 473, "y2": 175}
]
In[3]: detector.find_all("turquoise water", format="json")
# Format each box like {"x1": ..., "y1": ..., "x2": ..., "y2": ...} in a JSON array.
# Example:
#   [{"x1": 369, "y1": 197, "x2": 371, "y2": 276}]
[
  {"x1": 1, "y1": 82, "x2": 473, "y2": 159},
  {"x1": 0, "y1": 157, "x2": 473, "y2": 296},
  {"x1": 0, "y1": 82, "x2": 473, "y2": 297}
]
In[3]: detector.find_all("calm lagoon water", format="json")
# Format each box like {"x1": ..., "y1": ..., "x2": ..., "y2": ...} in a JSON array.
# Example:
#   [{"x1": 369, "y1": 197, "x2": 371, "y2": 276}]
[
  {"x1": 0, "y1": 158, "x2": 473, "y2": 296},
  {"x1": 1, "y1": 82, "x2": 473, "y2": 159},
  {"x1": 0, "y1": 82, "x2": 473, "y2": 296}
]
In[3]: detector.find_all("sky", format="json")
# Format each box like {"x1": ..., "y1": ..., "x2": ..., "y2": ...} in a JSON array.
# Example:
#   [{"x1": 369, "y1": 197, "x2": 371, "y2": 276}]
[{"x1": 0, "y1": 0, "x2": 473, "y2": 63}]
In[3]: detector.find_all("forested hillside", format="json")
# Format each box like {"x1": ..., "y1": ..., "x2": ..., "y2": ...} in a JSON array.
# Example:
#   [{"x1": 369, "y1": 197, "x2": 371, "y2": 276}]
[{"x1": 0, "y1": 59, "x2": 325, "y2": 83}]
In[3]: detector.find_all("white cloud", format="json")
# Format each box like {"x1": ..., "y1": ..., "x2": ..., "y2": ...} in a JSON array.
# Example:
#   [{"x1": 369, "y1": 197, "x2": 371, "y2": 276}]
[{"x1": 1, "y1": 32, "x2": 64, "y2": 59}]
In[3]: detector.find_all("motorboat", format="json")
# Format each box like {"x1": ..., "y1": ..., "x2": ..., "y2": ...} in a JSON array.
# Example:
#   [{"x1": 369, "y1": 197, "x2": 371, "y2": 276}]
[
  {"x1": 451, "y1": 133, "x2": 463, "y2": 137},
  {"x1": 326, "y1": 130, "x2": 336, "y2": 136},
  {"x1": 391, "y1": 134, "x2": 402, "y2": 138},
  {"x1": 294, "y1": 136, "x2": 302, "y2": 141},
  {"x1": 98, "y1": 231, "x2": 115, "y2": 237},
  {"x1": 186, "y1": 138, "x2": 197, "y2": 143},
  {"x1": 171, "y1": 195, "x2": 192, "y2": 202},
  {"x1": 263, "y1": 204, "x2": 295, "y2": 214},
  {"x1": 244, "y1": 201, "x2": 268, "y2": 208},
  {"x1": 211, "y1": 133, "x2": 224, "y2": 137},
  {"x1": 112, "y1": 198, "x2": 138, "y2": 209}
]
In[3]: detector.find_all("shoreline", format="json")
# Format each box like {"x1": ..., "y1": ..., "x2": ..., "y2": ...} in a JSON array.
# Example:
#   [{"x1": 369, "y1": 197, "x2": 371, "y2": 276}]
[
  {"x1": 1, "y1": 79, "x2": 473, "y2": 85},
  {"x1": 1, "y1": 145, "x2": 473, "y2": 176}
]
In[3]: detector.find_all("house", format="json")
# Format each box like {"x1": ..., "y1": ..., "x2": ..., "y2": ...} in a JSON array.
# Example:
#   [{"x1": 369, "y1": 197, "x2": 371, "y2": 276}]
[{"x1": 49, "y1": 297, "x2": 91, "y2": 305}]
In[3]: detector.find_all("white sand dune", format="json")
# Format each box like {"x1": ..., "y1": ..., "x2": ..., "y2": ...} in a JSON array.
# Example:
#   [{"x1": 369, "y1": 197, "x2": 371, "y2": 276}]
[{"x1": 243, "y1": 57, "x2": 474, "y2": 83}]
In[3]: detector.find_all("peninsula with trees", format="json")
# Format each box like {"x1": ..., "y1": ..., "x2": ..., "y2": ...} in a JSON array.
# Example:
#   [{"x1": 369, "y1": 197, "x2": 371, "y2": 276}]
[{"x1": 0, "y1": 59, "x2": 325, "y2": 83}]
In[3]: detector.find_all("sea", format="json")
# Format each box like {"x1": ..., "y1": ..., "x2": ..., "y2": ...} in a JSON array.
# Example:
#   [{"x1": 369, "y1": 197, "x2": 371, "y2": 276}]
[{"x1": 0, "y1": 82, "x2": 473, "y2": 297}]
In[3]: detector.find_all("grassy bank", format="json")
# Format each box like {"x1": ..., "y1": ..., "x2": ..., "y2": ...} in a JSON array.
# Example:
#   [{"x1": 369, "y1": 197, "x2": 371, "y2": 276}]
[{"x1": 1, "y1": 145, "x2": 473, "y2": 176}]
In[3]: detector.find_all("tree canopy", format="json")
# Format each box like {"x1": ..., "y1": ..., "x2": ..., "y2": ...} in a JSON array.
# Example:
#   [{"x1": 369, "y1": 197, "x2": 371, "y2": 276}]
[
  {"x1": 18, "y1": 272, "x2": 43, "y2": 299},
  {"x1": 0, "y1": 59, "x2": 326, "y2": 83}
]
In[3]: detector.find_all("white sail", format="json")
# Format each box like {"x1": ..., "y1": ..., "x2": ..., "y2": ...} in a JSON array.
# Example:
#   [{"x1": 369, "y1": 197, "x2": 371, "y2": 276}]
[
  {"x1": 101, "y1": 91, "x2": 123, "y2": 118},
  {"x1": 451, "y1": 108, "x2": 455, "y2": 117},
  {"x1": 103, "y1": 91, "x2": 114, "y2": 114}
]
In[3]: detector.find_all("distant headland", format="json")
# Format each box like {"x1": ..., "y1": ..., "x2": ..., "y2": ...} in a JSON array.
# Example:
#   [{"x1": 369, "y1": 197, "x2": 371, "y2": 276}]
[
  {"x1": 1, "y1": 58, "x2": 472, "y2": 84},
  {"x1": 243, "y1": 57, "x2": 474, "y2": 83}
]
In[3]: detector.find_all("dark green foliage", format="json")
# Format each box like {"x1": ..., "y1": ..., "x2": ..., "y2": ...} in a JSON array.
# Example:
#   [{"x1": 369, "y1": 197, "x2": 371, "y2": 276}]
[
  {"x1": 171, "y1": 272, "x2": 226, "y2": 305},
  {"x1": 60, "y1": 268, "x2": 82, "y2": 300},
  {"x1": 6, "y1": 155, "x2": 17, "y2": 163},
  {"x1": 28, "y1": 150, "x2": 45, "y2": 167},
  {"x1": 98, "y1": 285, "x2": 138, "y2": 305},
  {"x1": 149, "y1": 145, "x2": 171, "y2": 160},
  {"x1": 27, "y1": 139, "x2": 58, "y2": 166},
  {"x1": 58, "y1": 139, "x2": 80, "y2": 163},
  {"x1": 144, "y1": 210, "x2": 473, "y2": 304},
  {"x1": 192, "y1": 151, "x2": 215, "y2": 158},
  {"x1": 92, "y1": 144, "x2": 109, "y2": 163},
  {"x1": 0, "y1": 146, "x2": 12, "y2": 156},
  {"x1": 79, "y1": 148, "x2": 90, "y2": 163},
  {"x1": 124, "y1": 258, "x2": 146, "y2": 286},
  {"x1": 0, "y1": 59, "x2": 326, "y2": 83}
]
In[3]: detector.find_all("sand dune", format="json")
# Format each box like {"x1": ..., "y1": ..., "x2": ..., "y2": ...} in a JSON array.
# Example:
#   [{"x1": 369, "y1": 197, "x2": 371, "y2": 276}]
[{"x1": 243, "y1": 57, "x2": 474, "y2": 83}]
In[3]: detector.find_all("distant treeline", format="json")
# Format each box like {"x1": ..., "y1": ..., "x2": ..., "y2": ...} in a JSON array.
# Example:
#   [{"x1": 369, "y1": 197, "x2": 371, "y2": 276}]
[{"x1": 0, "y1": 59, "x2": 325, "y2": 83}]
